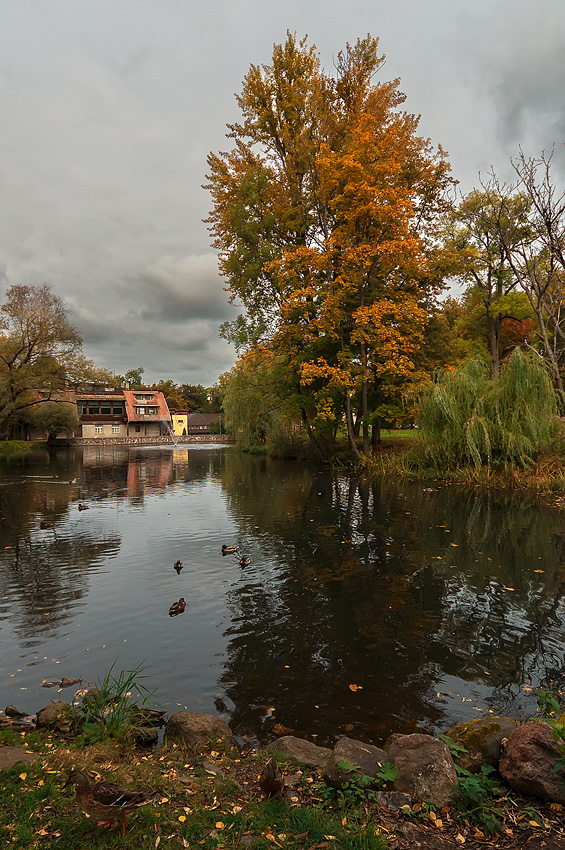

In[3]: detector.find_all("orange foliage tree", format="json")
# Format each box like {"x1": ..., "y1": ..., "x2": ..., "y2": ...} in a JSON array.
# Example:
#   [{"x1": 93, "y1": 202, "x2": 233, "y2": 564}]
[{"x1": 206, "y1": 33, "x2": 453, "y2": 458}]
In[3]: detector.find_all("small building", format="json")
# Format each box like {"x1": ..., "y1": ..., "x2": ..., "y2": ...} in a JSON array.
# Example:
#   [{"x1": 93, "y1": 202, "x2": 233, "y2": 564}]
[
  {"x1": 170, "y1": 410, "x2": 189, "y2": 437},
  {"x1": 187, "y1": 412, "x2": 222, "y2": 435},
  {"x1": 76, "y1": 387, "x2": 172, "y2": 439}
]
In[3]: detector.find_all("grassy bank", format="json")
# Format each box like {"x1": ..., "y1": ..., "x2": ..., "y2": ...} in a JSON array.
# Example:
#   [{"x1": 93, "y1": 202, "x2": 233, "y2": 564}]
[
  {"x1": 0, "y1": 440, "x2": 47, "y2": 458},
  {"x1": 2, "y1": 725, "x2": 564, "y2": 850},
  {"x1": 0, "y1": 728, "x2": 387, "y2": 850}
]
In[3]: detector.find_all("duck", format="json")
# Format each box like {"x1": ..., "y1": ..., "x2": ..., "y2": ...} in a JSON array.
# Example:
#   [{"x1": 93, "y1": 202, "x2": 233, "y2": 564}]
[
  {"x1": 239, "y1": 556, "x2": 251, "y2": 567},
  {"x1": 77, "y1": 503, "x2": 89, "y2": 511},
  {"x1": 168, "y1": 597, "x2": 186, "y2": 617},
  {"x1": 173, "y1": 560, "x2": 183, "y2": 574},
  {"x1": 221, "y1": 544, "x2": 239, "y2": 555},
  {"x1": 63, "y1": 768, "x2": 157, "y2": 835},
  {"x1": 259, "y1": 759, "x2": 285, "y2": 797}
]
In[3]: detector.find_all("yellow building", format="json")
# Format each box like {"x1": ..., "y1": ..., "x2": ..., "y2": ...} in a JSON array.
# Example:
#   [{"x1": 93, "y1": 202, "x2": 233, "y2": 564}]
[{"x1": 171, "y1": 410, "x2": 188, "y2": 436}]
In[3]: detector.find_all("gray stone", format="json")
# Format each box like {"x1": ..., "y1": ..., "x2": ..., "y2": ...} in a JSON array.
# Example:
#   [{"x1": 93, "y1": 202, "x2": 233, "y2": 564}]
[
  {"x1": 5, "y1": 705, "x2": 26, "y2": 718},
  {"x1": 444, "y1": 716, "x2": 518, "y2": 772},
  {"x1": 35, "y1": 701, "x2": 70, "y2": 731},
  {"x1": 499, "y1": 720, "x2": 565, "y2": 802},
  {"x1": 0, "y1": 746, "x2": 41, "y2": 770},
  {"x1": 323, "y1": 737, "x2": 388, "y2": 789},
  {"x1": 164, "y1": 711, "x2": 235, "y2": 750},
  {"x1": 375, "y1": 790, "x2": 412, "y2": 810},
  {"x1": 59, "y1": 677, "x2": 82, "y2": 689},
  {"x1": 267, "y1": 736, "x2": 332, "y2": 768},
  {"x1": 386, "y1": 733, "x2": 457, "y2": 807},
  {"x1": 134, "y1": 727, "x2": 158, "y2": 748}
]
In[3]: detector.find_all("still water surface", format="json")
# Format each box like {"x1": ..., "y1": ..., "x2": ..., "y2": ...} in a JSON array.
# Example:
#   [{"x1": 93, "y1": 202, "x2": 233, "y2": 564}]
[{"x1": 1, "y1": 444, "x2": 565, "y2": 746}]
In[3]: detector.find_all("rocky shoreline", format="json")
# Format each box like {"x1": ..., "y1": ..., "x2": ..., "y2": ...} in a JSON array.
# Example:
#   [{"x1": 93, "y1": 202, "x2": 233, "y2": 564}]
[{"x1": 3, "y1": 688, "x2": 565, "y2": 809}]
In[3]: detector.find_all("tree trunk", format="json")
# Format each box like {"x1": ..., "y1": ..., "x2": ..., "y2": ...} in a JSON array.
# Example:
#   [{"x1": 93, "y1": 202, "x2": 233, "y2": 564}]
[
  {"x1": 360, "y1": 343, "x2": 369, "y2": 456},
  {"x1": 299, "y1": 405, "x2": 327, "y2": 462},
  {"x1": 344, "y1": 395, "x2": 361, "y2": 459}
]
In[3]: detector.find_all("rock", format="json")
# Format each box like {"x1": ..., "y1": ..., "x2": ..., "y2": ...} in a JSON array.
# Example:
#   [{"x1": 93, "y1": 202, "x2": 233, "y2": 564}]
[
  {"x1": 323, "y1": 737, "x2": 388, "y2": 789},
  {"x1": 499, "y1": 720, "x2": 565, "y2": 802},
  {"x1": 59, "y1": 677, "x2": 82, "y2": 689},
  {"x1": 375, "y1": 790, "x2": 412, "y2": 810},
  {"x1": 201, "y1": 760, "x2": 226, "y2": 777},
  {"x1": 0, "y1": 746, "x2": 41, "y2": 770},
  {"x1": 164, "y1": 711, "x2": 235, "y2": 750},
  {"x1": 386, "y1": 733, "x2": 457, "y2": 807},
  {"x1": 267, "y1": 736, "x2": 332, "y2": 768},
  {"x1": 5, "y1": 705, "x2": 26, "y2": 718},
  {"x1": 36, "y1": 701, "x2": 70, "y2": 732},
  {"x1": 444, "y1": 716, "x2": 518, "y2": 772},
  {"x1": 134, "y1": 727, "x2": 158, "y2": 748}
]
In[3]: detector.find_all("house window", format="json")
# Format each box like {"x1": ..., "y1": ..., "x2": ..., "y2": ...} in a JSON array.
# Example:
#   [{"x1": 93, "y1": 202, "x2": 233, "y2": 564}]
[
  {"x1": 88, "y1": 403, "x2": 100, "y2": 414},
  {"x1": 95, "y1": 425, "x2": 103, "y2": 434},
  {"x1": 101, "y1": 403, "x2": 112, "y2": 414},
  {"x1": 112, "y1": 424, "x2": 120, "y2": 433},
  {"x1": 135, "y1": 425, "x2": 141, "y2": 433},
  {"x1": 112, "y1": 403, "x2": 124, "y2": 414},
  {"x1": 78, "y1": 402, "x2": 87, "y2": 414}
]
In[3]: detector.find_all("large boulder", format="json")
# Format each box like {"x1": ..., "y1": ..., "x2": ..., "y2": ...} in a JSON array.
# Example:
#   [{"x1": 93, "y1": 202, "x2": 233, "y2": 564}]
[
  {"x1": 444, "y1": 716, "x2": 518, "y2": 772},
  {"x1": 499, "y1": 720, "x2": 565, "y2": 802},
  {"x1": 164, "y1": 711, "x2": 235, "y2": 750},
  {"x1": 386, "y1": 733, "x2": 457, "y2": 807},
  {"x1": 36, "y1": 701, "x2": 71, "y2": 733},
  {"x1": 323, "y1": 737, "x2": 388, "y2": 789},
  {"x1": 267, "y1": 736, "x2": 332, "y2": 768}
]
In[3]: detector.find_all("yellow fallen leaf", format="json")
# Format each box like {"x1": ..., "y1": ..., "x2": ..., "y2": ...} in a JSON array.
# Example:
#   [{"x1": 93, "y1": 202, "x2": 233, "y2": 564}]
[
  {"x1": 210, "y1": 750, "x2": 219, "y2": 757},
  {"x1": 348, "y1": 684, "x2": 362, "y2": 691},
  {"x1": 178, "y1": 815, "x2": 186, "y2": 822},
  {"x1": 505, "y1": 587, "x2": 515, "y2": 591},
  {"x1": 19, "y1": 773, "x2": 27, "y2": 780},
  {"x1": 455, "y1": 835, "x2": 465, "y2": 844},
  {"x1": 215, "y1": 822, "x2": 225, "y2": 830},
  {"x1": 529, "y1": 820, "x2": 541, "y2": 828}
]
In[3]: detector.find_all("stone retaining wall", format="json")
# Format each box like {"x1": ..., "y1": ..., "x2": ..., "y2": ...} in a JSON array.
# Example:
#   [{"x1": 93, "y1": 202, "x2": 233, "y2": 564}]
[{"x1": 70, "y1": 435, "x2": 232, "y2": 447}]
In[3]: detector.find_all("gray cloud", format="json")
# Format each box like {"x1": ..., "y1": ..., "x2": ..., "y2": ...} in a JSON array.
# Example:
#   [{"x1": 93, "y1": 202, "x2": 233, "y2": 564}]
[
  {"x1": 138, "y1": 253, "x2": 235, "y2": 323},
  {"x1": 0, "y1": 0, "x2": 563, "y2": 385}
]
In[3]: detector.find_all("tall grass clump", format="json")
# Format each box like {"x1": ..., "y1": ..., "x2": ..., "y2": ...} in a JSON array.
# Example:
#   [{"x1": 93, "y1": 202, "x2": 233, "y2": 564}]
[{"x1": 415, "y1": 349, "x2": 558, "y2": 470}]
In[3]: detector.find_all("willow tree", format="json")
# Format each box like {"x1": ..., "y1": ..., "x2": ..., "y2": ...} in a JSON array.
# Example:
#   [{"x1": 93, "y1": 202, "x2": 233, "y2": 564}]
[
  {"x1": 416, "y1": 349, "x2": 558, "y2": 469},
  {"x1": 206, "y1": 33, "x2": 452, "y2": 459}
]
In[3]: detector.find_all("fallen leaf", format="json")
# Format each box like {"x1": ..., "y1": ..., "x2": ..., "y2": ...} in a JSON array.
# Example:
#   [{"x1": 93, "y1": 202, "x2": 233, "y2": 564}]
[
  {"x1": 178, "y1": 815, "x2": 186, "y2": 822},
  {"x1": 348, "y1": 684, "x2": 362, "y2": 692},
  {"x1": 215, "y1": 822, "x2": 225, "y2": 830}
]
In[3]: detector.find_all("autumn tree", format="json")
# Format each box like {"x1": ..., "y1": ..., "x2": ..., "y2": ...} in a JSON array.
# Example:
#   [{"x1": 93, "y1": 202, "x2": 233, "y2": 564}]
[
  {"x1": 0, "y1": 285, "x2": 82, "y2": 436},
  {"x1": 206, "y1": 33, "x2": 452, "y2": 458}
]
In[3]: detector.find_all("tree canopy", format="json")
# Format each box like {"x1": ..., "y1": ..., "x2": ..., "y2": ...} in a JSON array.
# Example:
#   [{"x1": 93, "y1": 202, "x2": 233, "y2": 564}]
[{"x1": 206, "y1": 32, "x2": 453, "y2": 458}]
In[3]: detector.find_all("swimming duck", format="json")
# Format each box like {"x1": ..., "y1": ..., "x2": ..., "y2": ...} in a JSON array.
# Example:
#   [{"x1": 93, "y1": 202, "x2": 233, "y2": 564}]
[
  {"x1": 239, "y1": 556, "x2": 251, "y2": 567},
  {"x1": 173, "y1": 560, "x2": 183, "y2": 574},
  {"x1": 77, "y1": 503, "x2": 89, "y2": 511},
  {"x1": 221, "y1": 544, "x2": 239, "y2": 555},
  {"x1": 259, "y1": 759, "x2": 284, "y2": 797},
  {"x1": 63, "y1": 768, "x2": 157, "y2": 835},
  {"x1": 168, "y1": 597, "x2": 186, "y2": 617}
]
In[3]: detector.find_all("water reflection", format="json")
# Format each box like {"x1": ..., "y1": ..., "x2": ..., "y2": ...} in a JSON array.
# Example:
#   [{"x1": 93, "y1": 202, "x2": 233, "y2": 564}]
[{"x1": 1, "y1": 446, "x2": 565, "y2": 745}]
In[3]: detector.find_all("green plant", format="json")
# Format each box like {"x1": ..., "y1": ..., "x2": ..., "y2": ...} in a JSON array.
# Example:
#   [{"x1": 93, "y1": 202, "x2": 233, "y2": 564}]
[
  {"x1": 317, "y1": 759, "x2": 399, "y2": 808},
  {"x1": 439, "y1": 734, "x2": 468, "y2": 763},
  {"x1": 453, "y1": 764, "x2": 505, "y2": 834},
  {"x1": 70, "y1": 660, "x2": 156, "y2": 745}
]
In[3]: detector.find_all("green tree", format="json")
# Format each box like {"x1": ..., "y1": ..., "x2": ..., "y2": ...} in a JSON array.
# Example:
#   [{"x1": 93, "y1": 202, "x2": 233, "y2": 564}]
[
  {"x1": 179, "y1": 384, "x2": 210, "y2": 412},
  {"x1": 32, "y1": 400, "x2": 79, "y2": 440},
  {"x1": 447, "y1": 191, "x2": 533, "y2": 377}
]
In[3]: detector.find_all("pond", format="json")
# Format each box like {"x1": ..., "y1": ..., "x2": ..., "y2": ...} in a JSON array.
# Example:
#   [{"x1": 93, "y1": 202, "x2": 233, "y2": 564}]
[{"x1": 1, "y1": 444, "x2": 565, "y2": 747}]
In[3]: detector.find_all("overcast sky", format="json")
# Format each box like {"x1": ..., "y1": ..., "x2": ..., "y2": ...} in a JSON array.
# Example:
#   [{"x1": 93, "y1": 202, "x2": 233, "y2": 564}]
[{"x1": 1, "y1": 0, "x2": 564, "y2": 385}]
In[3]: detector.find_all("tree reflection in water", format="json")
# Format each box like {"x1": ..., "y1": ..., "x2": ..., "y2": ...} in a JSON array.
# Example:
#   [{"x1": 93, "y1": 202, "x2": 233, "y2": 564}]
[{"x1": 1, "y1": 447, "x2": 565, "y2": 744}]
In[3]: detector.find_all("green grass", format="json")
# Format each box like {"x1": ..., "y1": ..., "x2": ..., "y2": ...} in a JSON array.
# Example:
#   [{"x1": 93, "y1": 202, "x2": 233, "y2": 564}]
[
  {"x1": 0, "y1": 731, "x2": 388, "y2": 850},
  {"x1": 0, "y1": 440, "x2": 47, "y2": 457}
]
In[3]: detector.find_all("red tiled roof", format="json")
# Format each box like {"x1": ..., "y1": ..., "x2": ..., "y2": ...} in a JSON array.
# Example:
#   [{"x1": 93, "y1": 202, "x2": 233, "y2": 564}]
[{"x1": 122, "y1": 390, "x2": 171, "y2": 423}]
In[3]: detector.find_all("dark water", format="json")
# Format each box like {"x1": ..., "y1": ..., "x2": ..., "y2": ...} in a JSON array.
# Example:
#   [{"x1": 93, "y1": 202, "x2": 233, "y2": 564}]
[{"x1": 2, "y1": 444, "x2": 565, "y2": 747}]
